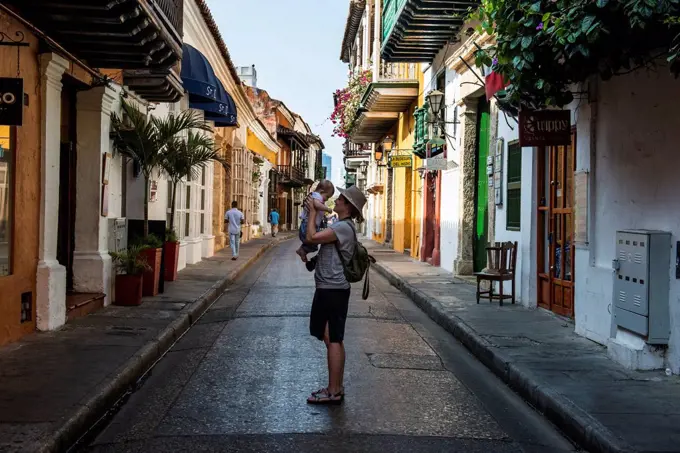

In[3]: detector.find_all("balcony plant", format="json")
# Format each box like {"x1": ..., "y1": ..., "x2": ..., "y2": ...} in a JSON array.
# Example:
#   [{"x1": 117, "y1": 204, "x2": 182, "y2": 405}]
[
  {"x1": 111, "y1": 100, "x2": 211, "y2": 294},
  {"x1": 472, "y1": 0, "x2": 680, "y2": 112},
  {"x1": 110, "y1": 245, "x2": 151, "y2": 306},
  {"x1": 161, "y1": 130, "x2": 227, "y2": 281},
  {"x1": 331, "y1": 69, "x2": 372, "y2": 138}
]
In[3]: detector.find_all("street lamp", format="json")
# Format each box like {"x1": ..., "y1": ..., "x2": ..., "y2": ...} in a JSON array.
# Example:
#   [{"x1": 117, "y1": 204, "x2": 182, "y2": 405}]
[
  {"x1": 374, "y1": 147, "x2": 384, "y2": 162},
  {"x1": 381, "y1": 135, "x2": 395, "y2": 153},
  {"x1": 426, "y1": 90, "x2": 445, "y2": 122}
]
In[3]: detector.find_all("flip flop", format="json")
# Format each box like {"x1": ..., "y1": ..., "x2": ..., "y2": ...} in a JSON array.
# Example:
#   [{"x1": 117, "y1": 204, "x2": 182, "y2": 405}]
[{"x1": 307, "y1": 388, "x2": 343, "y2": 405}]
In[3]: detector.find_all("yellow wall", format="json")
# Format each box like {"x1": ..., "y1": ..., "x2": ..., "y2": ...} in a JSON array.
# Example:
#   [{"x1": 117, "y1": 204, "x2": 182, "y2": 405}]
[
  {"x1": 392, "y1": 66, "x2": 424, "y2": 256},
  {"x1": 246, "y1": 128, "x2": 277, "y2": 164}
]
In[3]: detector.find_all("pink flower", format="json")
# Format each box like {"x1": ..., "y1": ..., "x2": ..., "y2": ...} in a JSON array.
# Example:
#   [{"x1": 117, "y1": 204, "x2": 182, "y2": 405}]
[{"x1": 536, "y1": 22, "x2": 544, "y2": 30}]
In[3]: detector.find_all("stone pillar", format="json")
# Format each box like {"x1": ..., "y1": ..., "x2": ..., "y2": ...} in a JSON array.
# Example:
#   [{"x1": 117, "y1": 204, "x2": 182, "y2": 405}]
[
  {"x1": 454, "y1": 99, "x2": 478, "y2": 276},
  {"x1": 36, "y1": 53, "x2": 69, "y2": 331},
  {"x1": 72, "y1": 86, "x2": 117, "y2": 303}
]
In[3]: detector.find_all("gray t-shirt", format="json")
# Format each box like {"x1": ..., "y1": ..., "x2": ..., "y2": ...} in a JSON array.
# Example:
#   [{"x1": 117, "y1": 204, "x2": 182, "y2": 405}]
[{"x1": 314, "y1": 220, "x2": 356, "y2": 290}]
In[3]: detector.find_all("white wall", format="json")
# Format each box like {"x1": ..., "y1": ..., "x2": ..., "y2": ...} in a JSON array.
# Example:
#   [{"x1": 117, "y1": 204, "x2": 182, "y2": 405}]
[{"x1": 575, "y1": 68, "x2": 680, "y2": 373}]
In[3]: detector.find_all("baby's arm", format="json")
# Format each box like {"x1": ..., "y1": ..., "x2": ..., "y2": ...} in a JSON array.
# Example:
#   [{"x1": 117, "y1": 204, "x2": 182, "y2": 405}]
[{"x1": 313, "y1": 198, "x2": 333, "y2": 213}]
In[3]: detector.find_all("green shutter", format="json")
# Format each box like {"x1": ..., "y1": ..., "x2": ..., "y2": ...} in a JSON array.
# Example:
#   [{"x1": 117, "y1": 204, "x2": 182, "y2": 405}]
[{"x1": 506, "y1": 142, "x2": 521, "y2": 231}]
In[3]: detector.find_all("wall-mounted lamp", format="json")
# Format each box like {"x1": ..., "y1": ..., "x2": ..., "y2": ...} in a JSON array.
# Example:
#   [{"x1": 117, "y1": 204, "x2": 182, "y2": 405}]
[
  {"x1": 382, "y1": 135, "x2": 395, "y2": 153},
  {"x1": 374, "y1": 147, "x2": 384, "y2": 162},
  {"x1": 426, "y1": 90, "x2": 445, "y2": 121}
]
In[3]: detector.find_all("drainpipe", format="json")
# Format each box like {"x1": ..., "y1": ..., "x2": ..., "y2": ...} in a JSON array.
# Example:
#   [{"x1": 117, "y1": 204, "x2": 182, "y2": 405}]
[{"x1": 373, "y1": 0, "x2": 381, "y2": 82}]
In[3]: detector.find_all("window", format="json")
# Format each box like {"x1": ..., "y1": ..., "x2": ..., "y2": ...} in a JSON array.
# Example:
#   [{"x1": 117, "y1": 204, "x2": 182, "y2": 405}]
[
  {"x1": 0, "y1": 126, "x2": 13, "y2": 276},
  {"x1": 506, "y1": 141, "x2": 522, "y2": 231}
]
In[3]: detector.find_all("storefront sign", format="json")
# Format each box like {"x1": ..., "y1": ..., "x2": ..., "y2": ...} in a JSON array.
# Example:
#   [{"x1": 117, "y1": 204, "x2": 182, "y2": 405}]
[
  {"x1": 0, "y1": 78, "x2": 23, "y2": 126},
  {"x1": 388, "y1": 154, "x2": 412, "y2": 168},
  {"x1": 519, "y1": 109, "x2": 570, "y2": 147},
  {"x1": 426, "y1": 156, "x2": 447, "y2": 171}
]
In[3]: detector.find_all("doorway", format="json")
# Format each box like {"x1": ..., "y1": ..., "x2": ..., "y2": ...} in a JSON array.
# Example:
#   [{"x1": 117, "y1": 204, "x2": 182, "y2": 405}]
[
  {"x1": 473, "y1": 97, "x2": 490, "y2": 272},
  {"x1": 537, "y1": 130, "x2": 576, "y2": 317},
  {"x1": 57, "y1": 80, "x2": 78, "y2": 291}
]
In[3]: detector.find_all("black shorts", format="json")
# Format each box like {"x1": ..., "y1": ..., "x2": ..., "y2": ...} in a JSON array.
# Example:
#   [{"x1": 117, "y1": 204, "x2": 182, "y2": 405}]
[{"x1": 309, "y1": 288, "x2": 351, "y2": 343}]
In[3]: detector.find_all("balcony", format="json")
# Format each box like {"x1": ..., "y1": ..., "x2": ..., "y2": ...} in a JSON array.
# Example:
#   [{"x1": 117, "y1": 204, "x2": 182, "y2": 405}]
[
  {"x1": 344, "y1": 141, "x2": 371, "y2": 170},
  {"x1": 123, "y1": 64, "x2": 184, "y2": 102},
  {"x1": 277, "y1": 165, "x2": 305, "y2": 188},
  {"x1": 351, "y1": 62, "x2": 419, "y2": 143},
  {"x1": 7, "y1": 0, "x2": 183, "y2": 69},
  {"x1": 381, "y1": 0, "x2": 478, "y2": 62}
]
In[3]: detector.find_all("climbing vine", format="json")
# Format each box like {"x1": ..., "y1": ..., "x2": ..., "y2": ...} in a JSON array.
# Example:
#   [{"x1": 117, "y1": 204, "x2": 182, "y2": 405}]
[{"x1": 472, "y1": 0, "x2": 680, "y2": 111}]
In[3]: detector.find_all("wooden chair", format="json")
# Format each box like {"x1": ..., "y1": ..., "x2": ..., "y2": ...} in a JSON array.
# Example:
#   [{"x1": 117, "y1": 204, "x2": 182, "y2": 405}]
[{"x1": 475, "y1": 241, "x2": 518, "y2": 306}]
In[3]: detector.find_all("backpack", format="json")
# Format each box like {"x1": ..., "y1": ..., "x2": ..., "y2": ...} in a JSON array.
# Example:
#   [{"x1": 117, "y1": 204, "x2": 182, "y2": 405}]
[{"x1": 334, "y1": 220, "x2": 376, "y2": 300}]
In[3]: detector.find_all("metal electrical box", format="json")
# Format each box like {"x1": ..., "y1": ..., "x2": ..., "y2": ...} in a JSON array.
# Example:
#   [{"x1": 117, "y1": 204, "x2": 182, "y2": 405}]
[{"x1": 613, "y1": 230, "x2": 671, "y2": 344}]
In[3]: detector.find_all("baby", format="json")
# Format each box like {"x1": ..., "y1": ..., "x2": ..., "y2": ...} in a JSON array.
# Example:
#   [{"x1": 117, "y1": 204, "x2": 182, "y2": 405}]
[{"x1": 296, "y1": 180, "x2": 335, "y2": 267}]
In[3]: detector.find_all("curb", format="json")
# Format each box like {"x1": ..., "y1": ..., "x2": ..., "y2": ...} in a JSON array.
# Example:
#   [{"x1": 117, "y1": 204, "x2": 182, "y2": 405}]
[
  {"x1": 372, "y1": 260, "x2": 634, "y2": 453},
  {"x1": 38, "y1": 235, "x2": 292, "y2": 453}
]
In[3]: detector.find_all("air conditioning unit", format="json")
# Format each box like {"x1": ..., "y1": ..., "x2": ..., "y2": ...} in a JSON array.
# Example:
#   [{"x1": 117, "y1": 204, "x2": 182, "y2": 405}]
[{"x1": 108, "y1": 218, "x2": 128, "y2": 254}]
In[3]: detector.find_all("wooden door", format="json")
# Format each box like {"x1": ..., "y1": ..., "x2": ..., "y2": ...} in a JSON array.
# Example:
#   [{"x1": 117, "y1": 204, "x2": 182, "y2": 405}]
[
  {"x1": 537, "y1": 131, "x2": 576, "y2": 317},
  {"x1": 473, "y1": 98, "x2": 490, "y2": 272}
]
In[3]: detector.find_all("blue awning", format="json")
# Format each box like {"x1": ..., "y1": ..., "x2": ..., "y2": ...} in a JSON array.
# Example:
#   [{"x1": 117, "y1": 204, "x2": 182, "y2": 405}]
[{"x1": 181, "y1": 43, "x2": 238, "y2": 127}]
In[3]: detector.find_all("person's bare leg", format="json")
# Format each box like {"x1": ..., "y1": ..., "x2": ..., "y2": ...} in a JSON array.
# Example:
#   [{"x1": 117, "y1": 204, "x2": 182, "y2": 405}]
[{"x1": 325, "y1": 322, "x2": 345, "y2": 395}]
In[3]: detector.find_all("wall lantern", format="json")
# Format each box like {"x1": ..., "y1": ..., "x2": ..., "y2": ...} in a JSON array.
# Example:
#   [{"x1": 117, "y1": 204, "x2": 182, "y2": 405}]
[
  {"x1": 426, "y1": 90, "x2": 445, "y2": 122},
  {"x1": 382, "y1": 135, "x2": 395, "y2": 153},
  {"x1": 374, "y1": 147, "x2": 383, "y2": 161}
]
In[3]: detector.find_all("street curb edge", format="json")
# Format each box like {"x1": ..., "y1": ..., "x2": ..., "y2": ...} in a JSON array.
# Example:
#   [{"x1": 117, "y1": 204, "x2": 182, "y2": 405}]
[
  {"x1": 38, "y1": 236, "x2": 291, "y2": 453},
  {"x1": 372, "y1": 260, "x2": 634, "y2": 453}
]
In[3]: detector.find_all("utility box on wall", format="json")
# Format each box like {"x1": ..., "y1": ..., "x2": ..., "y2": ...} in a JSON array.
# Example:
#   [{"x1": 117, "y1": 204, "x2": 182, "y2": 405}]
[{"x1": 613, "y1": 230, "x2": 671, "y2": 344}]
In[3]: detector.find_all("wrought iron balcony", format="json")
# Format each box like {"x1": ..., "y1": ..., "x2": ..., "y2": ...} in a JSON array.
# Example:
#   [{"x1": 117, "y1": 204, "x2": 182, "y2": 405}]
[
  {"x1": 381, "y1": 0, "x2": 478, "y2": 62},
  {"x1": 7, "y1": 0, "x2": 183, "y2": 70}
]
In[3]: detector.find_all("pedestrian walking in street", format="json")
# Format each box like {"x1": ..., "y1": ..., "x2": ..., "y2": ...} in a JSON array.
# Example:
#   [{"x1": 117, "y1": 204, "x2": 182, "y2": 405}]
[
  {"x1": 225, "y1": 201, "x2": 244, "y2": 260},
  {"x1": 269, "y1": 208, "x2": 279, "y2": 237},
  {"x1": 296, "y1": 180, "x2": 335, "y2": 271},
  {"x1": 303, "y1": 185, "x2": 366, "y2": 405}
]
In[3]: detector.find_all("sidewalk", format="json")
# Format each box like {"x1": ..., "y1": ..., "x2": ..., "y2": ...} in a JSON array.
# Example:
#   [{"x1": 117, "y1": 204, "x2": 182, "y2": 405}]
[
  {"x1": 0, "y1": 233, "x2": 293, "y2": 453},
  {"x1": 365, "y1": 239, "x2": 680, "y2": 453}
]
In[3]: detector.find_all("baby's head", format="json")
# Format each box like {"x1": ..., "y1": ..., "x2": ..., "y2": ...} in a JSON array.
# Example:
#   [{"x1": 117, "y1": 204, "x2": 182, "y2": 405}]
[{"x1": 316, "y1": 180, "x2": 335, "y2": 200}]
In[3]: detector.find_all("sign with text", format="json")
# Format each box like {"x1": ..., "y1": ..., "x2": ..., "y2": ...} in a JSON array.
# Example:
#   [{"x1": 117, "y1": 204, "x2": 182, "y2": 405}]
[
  {"x1": 426, "y1": 156, "x2": 447, "y2": 171},
  {"x1": 388, "y1": 154, "x2": 412, "y2": 168},
  {"x1": 519, "y1": 109, "x2": 570, "y2": 147},
  {"x1": 0, "y1": 78, "x2": 23, "y2": 126}
]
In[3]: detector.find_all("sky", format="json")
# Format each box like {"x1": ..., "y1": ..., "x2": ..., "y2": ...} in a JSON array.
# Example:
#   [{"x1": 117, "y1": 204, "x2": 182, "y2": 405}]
[{"x1": 206, "y1": 0, "x2": 349, "y2": 189}]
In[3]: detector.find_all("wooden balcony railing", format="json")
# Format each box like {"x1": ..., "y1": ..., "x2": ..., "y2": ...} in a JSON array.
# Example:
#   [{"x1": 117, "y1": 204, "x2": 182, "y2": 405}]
[
  {"x1": 278, "y1": 165, "x2": 305, "y2": 184},
  {"x1": 382, "y1": 0, "x2": 407, "y2": 42},
  {"x1": 378, "y1": 61, "x2": 418, "y2": 81},
  {"x1": 152, "y1": 0, "x2": 183, "y2": 36},
  {"x1": 344, "y1": 142, "x2": 371, "y2": 158}
]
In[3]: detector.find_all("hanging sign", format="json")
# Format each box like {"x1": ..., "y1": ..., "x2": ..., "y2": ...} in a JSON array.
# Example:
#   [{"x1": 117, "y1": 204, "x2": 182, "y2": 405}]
[
  {"x1": 388, "y1": 154, "x2": 412, "y2": 168},
  {"x1": 426, "y1": 156, "x2": 447, "y2": 171},
  {"x1": 0, "y1": 78, "x2": 23, "y2": 126},
  {"x1": 519, "y1": 109, "x2": 570, "y2": 147}
]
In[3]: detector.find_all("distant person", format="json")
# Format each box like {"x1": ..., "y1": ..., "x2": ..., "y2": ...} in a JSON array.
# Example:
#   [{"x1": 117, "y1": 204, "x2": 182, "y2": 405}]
[
  {"x1": 269, "y1": 208, "x2": 280, "y2": 237},
  {"x1": 296, "y1": 180, "x2": 335, "y2": 271},
  {"x1": 225, "y1": 201, "x2": 244, "y2": 260}
]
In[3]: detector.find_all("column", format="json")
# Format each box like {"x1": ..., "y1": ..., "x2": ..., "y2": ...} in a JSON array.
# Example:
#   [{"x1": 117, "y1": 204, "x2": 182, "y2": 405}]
[
  {"x1": 373, "y1": 0, "x2": 381, "y2": 82},
  {"x1": 203, "y1": 161, "x2": 215, "y2": 258},
  {"x1": 454, "y1": 99, "x2": 478, "y2": 275},
  {"x1": 36, "y1": 53, "x2": 69, "y2": 331},
  {"x1": 72, "y1": 86, "x2": 117, "y2": 303}
]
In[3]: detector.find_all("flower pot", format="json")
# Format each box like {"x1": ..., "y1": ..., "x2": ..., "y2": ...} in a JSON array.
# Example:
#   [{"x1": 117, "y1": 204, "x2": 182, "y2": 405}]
[
  {"x1": 164, "y1": 241, "x2": 180, "y2": 282},
  {"x1": 141, "y1": 247, "x2": 162, "y2": 297},
  {"x1": 114, "y1": 274, "x2": 143, "y2": 306}
]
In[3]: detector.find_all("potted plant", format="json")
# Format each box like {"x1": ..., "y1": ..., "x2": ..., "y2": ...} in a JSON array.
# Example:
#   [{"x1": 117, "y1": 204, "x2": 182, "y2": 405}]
[
  {"x1": 111, "y1": 100, "x2": 210, "y2": 294},
  {"x1": 139, "y1": 234, "x2": 163, "y2": 296},
  {"x1": 111, "y1": 245, "x2": 150, "y2": 306},
  {"x1": 163, "y1": 228, "x2": 180, "y2": 282},
  {"x1": 161, "y1": 130, "x2": 227, "y2": 280}
]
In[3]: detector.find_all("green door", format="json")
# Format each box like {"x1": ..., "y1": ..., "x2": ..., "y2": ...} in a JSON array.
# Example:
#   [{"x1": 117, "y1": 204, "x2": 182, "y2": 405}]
[{"x1": 474, "y1": 99, "x2": 490, "y2": 272}]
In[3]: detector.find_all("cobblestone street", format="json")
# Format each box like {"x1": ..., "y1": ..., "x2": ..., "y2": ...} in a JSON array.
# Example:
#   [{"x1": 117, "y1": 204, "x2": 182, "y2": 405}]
[{"x1": 81, "y1": 241, "x2": 576, "y2": 452}]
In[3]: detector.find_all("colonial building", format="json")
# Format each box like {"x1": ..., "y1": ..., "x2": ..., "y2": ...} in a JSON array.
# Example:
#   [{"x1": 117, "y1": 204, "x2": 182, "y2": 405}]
[{"x1": 0, "y1": 0, "x2": 183, "y2": 345}]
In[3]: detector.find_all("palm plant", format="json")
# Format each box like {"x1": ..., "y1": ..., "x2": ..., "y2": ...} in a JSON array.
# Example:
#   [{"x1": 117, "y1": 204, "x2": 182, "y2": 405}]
[
  {"x1": 162, "y1": 130, "x2": 228, "y2": 233},
  {"x1": 110, "y1": 99, "x2": 211, "y2": 238}
]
